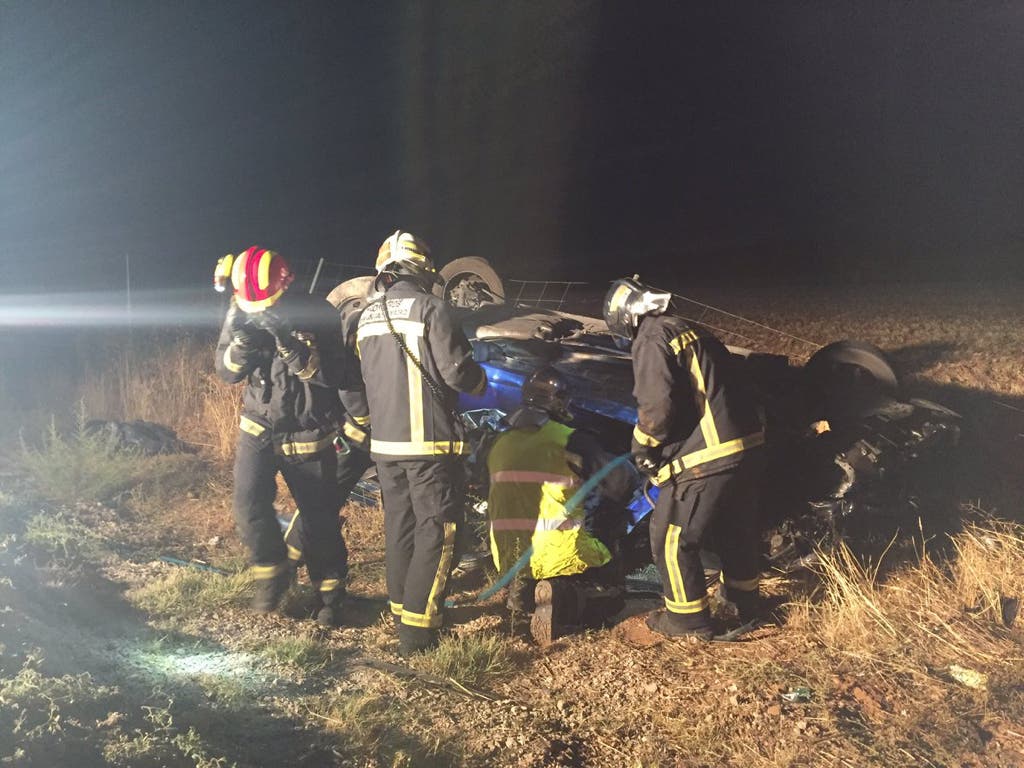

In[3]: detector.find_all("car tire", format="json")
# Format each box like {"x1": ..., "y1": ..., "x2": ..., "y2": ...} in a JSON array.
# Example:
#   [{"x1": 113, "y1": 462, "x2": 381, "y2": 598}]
[
  {"x1": 805, "y1": 339, "x2": 898, "y2": 396},
  {"x1": 436, "y1": 256, "x2": 506, "y2": 309}
]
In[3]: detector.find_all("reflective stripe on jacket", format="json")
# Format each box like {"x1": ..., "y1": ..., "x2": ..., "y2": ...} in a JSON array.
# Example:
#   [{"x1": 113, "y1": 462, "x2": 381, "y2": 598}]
[
  {"x1": 356, "y1": 280, "x2": 486, "y2": 461},
  {"x1": 631, "y1": 314, "x2": 764, "y2": 486},
  {"x1": 487, "y1": 418, "x2": 611, "y2": 580},
  {"x1": 215, "y1": 292, "x2": 350, "y2": 453}
]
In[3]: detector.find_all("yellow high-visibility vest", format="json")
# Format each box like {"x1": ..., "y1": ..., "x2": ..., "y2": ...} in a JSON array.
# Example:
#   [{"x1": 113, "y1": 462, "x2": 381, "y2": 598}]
[{"x1": 487, "y1": 419, "x2": 611, "y2": 580}]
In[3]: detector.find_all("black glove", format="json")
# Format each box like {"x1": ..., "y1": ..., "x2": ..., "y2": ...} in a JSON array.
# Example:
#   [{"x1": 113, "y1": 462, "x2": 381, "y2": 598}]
[
  {"x1": 251, "y1": 307, "x2": 310, "y2": 362},
  {"x1": 226, "y1": 302, "x2": 259, "y2": 350},
  {"x1": 632, "y1": 448, "x2": 660, "y2": 478},
  {"x1": 248, "y1": 307, "x2": 292, "y2": 345}
]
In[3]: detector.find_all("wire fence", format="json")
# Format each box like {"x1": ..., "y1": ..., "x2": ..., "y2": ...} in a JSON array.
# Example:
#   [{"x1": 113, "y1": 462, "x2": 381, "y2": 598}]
[
  {"x1": 655, "y1": 288, "x2": 822, "y2": 359},
  {"x1": 503, "y1": 279, "x2": 591, "y2": 311},
  {"x1": 300, "y1": 257, "x2": 820, "y2": 356},
  {"x1": 299, "y1": 259, "x2": 373, "y2": 296}
]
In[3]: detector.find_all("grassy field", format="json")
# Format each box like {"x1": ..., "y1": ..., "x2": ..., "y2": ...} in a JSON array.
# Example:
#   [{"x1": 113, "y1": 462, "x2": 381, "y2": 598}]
[{"x1": 1, "y1": 281, "x2": 1023, "y2": 766}]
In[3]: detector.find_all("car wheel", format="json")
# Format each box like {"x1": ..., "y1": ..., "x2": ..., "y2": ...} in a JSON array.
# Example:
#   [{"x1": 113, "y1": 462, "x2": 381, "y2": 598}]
[{"x1": 436, "y1": 256, "x2": 506, "y2": 309}]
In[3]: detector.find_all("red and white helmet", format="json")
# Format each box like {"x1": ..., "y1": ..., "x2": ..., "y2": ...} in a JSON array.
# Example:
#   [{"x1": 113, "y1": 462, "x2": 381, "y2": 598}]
[{"x1": 231, "y1": 246, "x2": 294, "y2": 312}]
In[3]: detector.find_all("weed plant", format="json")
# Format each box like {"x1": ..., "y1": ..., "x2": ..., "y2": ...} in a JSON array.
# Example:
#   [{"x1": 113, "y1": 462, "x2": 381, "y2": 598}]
[
  {"x1": 23, "y1": 509, "x2": 107, "y2": 563},
  {"x1": 253, "y1": 634, "x2": 334, "y2": 672},
  {"x1": 129, "y1": 567, "x2": 253, "y2": 618},
  {"x1": 315, "y1": 688, "x2": 461, "y2": 767},
  {"x1": 19, "y1": 409, "x2": 203, "y2": 505},
  {"x1": 412, "y1": 632, "x2": 516, "y2": 689},
  {"x1": 103, "y1": 702, "x2": 236, "y2": 768},
  {"x1": 0, "y1": 655, "x2": 117, "y2": 761}
]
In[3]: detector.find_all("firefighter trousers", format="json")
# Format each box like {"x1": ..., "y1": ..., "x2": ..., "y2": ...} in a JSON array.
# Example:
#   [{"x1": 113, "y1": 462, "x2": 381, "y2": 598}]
[
  {"x1": 233, "y1": 432, "x2": 346, "y2": 603},
  {"x1": 650, "y1": 452, "x2": 765, "y2": 627},
  {"x1": 284, "y1": 446, "x2": 373, "y2": 569},
  {"x1": 376, "y1": 458, "x2": 465, "y2": 630}
]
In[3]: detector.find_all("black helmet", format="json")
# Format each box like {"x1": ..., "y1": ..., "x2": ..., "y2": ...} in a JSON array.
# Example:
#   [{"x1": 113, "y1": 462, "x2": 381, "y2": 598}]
[
  {"x1": 521, "y1": 367, "x2": 572, "y2": 421},
  {"x1": 603, "y1": 276, "x2": 672, "y2": 350}
]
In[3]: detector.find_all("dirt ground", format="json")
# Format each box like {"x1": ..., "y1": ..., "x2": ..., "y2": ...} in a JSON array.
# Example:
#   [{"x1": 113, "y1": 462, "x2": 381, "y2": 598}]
[{"x1": 2, "y1": 282, "x2": 1023, "y2": 767}]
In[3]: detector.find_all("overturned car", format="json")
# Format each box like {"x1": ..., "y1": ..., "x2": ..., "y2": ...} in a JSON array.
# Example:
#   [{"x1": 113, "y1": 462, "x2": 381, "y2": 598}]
[{"x1": 327, "y1": 260, "x2": 961, "y2": 575}]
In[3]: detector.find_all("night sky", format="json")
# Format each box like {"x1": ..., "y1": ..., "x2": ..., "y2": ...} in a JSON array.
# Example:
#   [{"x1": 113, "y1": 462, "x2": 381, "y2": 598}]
[{"x1": 2, "y1": 1, "x2": 1022, "y2": 293}]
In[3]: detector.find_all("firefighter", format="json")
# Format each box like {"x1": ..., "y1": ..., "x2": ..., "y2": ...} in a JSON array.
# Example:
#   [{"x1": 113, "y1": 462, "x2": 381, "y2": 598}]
[
  {"x1": 282, "y1": 279, "x2": 374, "y2": 591},
  {"x1": 356, "y1": 231, "x2": 487, "y2": 656},
  {"x1": 603, "y1": 276, "x2": 766, "y2": 640},
  {"x1": 486, "y1": 367, "x2": 632, "y2": 646},
  {"x1": 214, "y1": 246, "x2": 352, "y2": 626}
]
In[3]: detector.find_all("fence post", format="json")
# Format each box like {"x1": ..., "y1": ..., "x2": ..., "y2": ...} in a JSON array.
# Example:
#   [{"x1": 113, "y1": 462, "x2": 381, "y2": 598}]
[{"x1": 309, "y1": 257, "x2": 325, "y2": 294}]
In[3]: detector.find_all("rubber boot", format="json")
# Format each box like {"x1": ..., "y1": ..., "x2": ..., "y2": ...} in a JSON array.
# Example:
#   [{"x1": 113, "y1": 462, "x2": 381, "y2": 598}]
[
  {"x1": 398, "y1": 624, "x2": 439, "y2": 657},
  {"x1": 252, "y1": 565, "x2": 292, "y2": 614},
  {"x1": 316, "y1": 590, "x2": 346, "y2": 628},
  {"x1": 720, "y1": 581, "x2": 768, "y2": 624},
  {"x1": 645, "y1": 609, "x2": 714, "y2": 641},
  {"x1": 574, "y1": 582, "x2": 626, "y2": 628},
  {"x1": 728, "y1": 589, "x2": 764, "y2": 625},
  {"x1": 531, "y1": 579, "x2": 579, "y2": 647}
]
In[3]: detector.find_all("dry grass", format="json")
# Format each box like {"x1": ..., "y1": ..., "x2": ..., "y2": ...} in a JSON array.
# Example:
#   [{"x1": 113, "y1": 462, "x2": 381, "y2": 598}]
[
  {"x1": 411, "y1": 632, "x2": 517, "y2": 689},
  {"x1": 254, "y1": 634, "x2": 335, "y2": 672},
  {"x1": 79, "y1": 334, "x2": 240, "y2": 462},
  {"x1": 343, "y1": 501, "x2": 388, "y2": 595},
  {"x1": 774, "y1": 518, "x2": 1024, "y2": 765},
  {"x1": 313, "y1": 685, "x2": 463, "y2": 767},
  {"x1": 19, "y1": 413, "x2": 205, "y2": 506},
  {"x1": 127, "y1": 567, "x2": 254, "y2": 618},
  {"x1": 583, "y1": 517, "x2": 1024, "y2": 768},
  {"x1": 794, "y1": 520, "x2": 1024, "y2": 670},
  {"x1": 23, "y1": 509, "x2": 109, "y2": 564}
]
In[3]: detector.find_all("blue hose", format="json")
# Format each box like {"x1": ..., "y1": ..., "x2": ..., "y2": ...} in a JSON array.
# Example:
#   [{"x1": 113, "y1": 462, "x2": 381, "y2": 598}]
[
  {"x1": 158, "y1": 555, "x2": 229, "y2": 575},
  {"x1": 447, "y1": 453, "x2": 633, "y2": 607}
]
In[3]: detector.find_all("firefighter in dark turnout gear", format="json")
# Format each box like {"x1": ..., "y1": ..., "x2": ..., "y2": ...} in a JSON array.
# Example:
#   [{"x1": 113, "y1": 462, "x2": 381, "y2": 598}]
[
  {"x1": 215, "y1": 247, "x2": 352, "y2": 625},
  {"x1": 486, "y1": 368, "x2": 632, "y2": 646},
  {"x1": 604, "y1": 277, "x2": 766, "y2": 639},
  {"x1": 357, "y1": 231, "x2": 487, "y2": 656},
  {"x1": 283, "y1": 278, "x2": 375, "y2": 604},
  {"x1": 281, "y1": 411, "x2": 372, "y2": 613}
]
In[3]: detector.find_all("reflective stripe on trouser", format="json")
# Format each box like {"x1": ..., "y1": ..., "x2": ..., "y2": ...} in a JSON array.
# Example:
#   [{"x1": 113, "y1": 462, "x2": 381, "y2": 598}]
[
  {"x1": 282, "y1": 447, "x2": 372, "y2": 570},
  {"x1": 377, "y1": 458, "x2": 465, "y2": 630},
  {"x1": 234, "y1": 431, "x2": 346, "y2": 589},
  {"x1": 649, "y1": 458, "x2": 763, "y2": 628},
  {"x1": 251, "y1": 561, "x2": 289, "y2": 580}
]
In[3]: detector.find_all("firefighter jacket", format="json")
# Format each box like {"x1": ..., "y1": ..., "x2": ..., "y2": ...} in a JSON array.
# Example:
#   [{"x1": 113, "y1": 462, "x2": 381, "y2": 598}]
[
  {"x1": 215, "y1": 291, "x2": 353, "y2": 456},
  {"x1": 486, "y1": 408, "x2": 620, "y2": 580},
  {"x1": 355, "y1": 280, "x2": 486, "y2": 461},
  {"x1": 338, "y1": 307, "x2": 371, "y2": 452},
  {"x1": 631, "y1": 314, "x2": 764, "y2": 486}
]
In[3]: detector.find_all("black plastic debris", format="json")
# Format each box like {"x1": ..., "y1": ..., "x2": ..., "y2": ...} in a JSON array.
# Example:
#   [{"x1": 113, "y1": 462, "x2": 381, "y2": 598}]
[{"x1": 84, "y1": 419, "x2": 195, "y2": 456}]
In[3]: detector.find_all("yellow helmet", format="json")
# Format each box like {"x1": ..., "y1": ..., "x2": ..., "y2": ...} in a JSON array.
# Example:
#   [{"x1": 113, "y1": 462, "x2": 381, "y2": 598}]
[{"x1": 375, "y1": 230, "x2": 440, "y2": 287}]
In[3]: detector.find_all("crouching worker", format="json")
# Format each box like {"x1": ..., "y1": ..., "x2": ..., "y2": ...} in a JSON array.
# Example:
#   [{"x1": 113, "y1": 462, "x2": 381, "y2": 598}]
[
  {"x1": 214, "y1": 247, "x2": 350, "y2": 626},
  {"x1": 486, "y1": 368, "x2": 632, "y2": 646}
]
